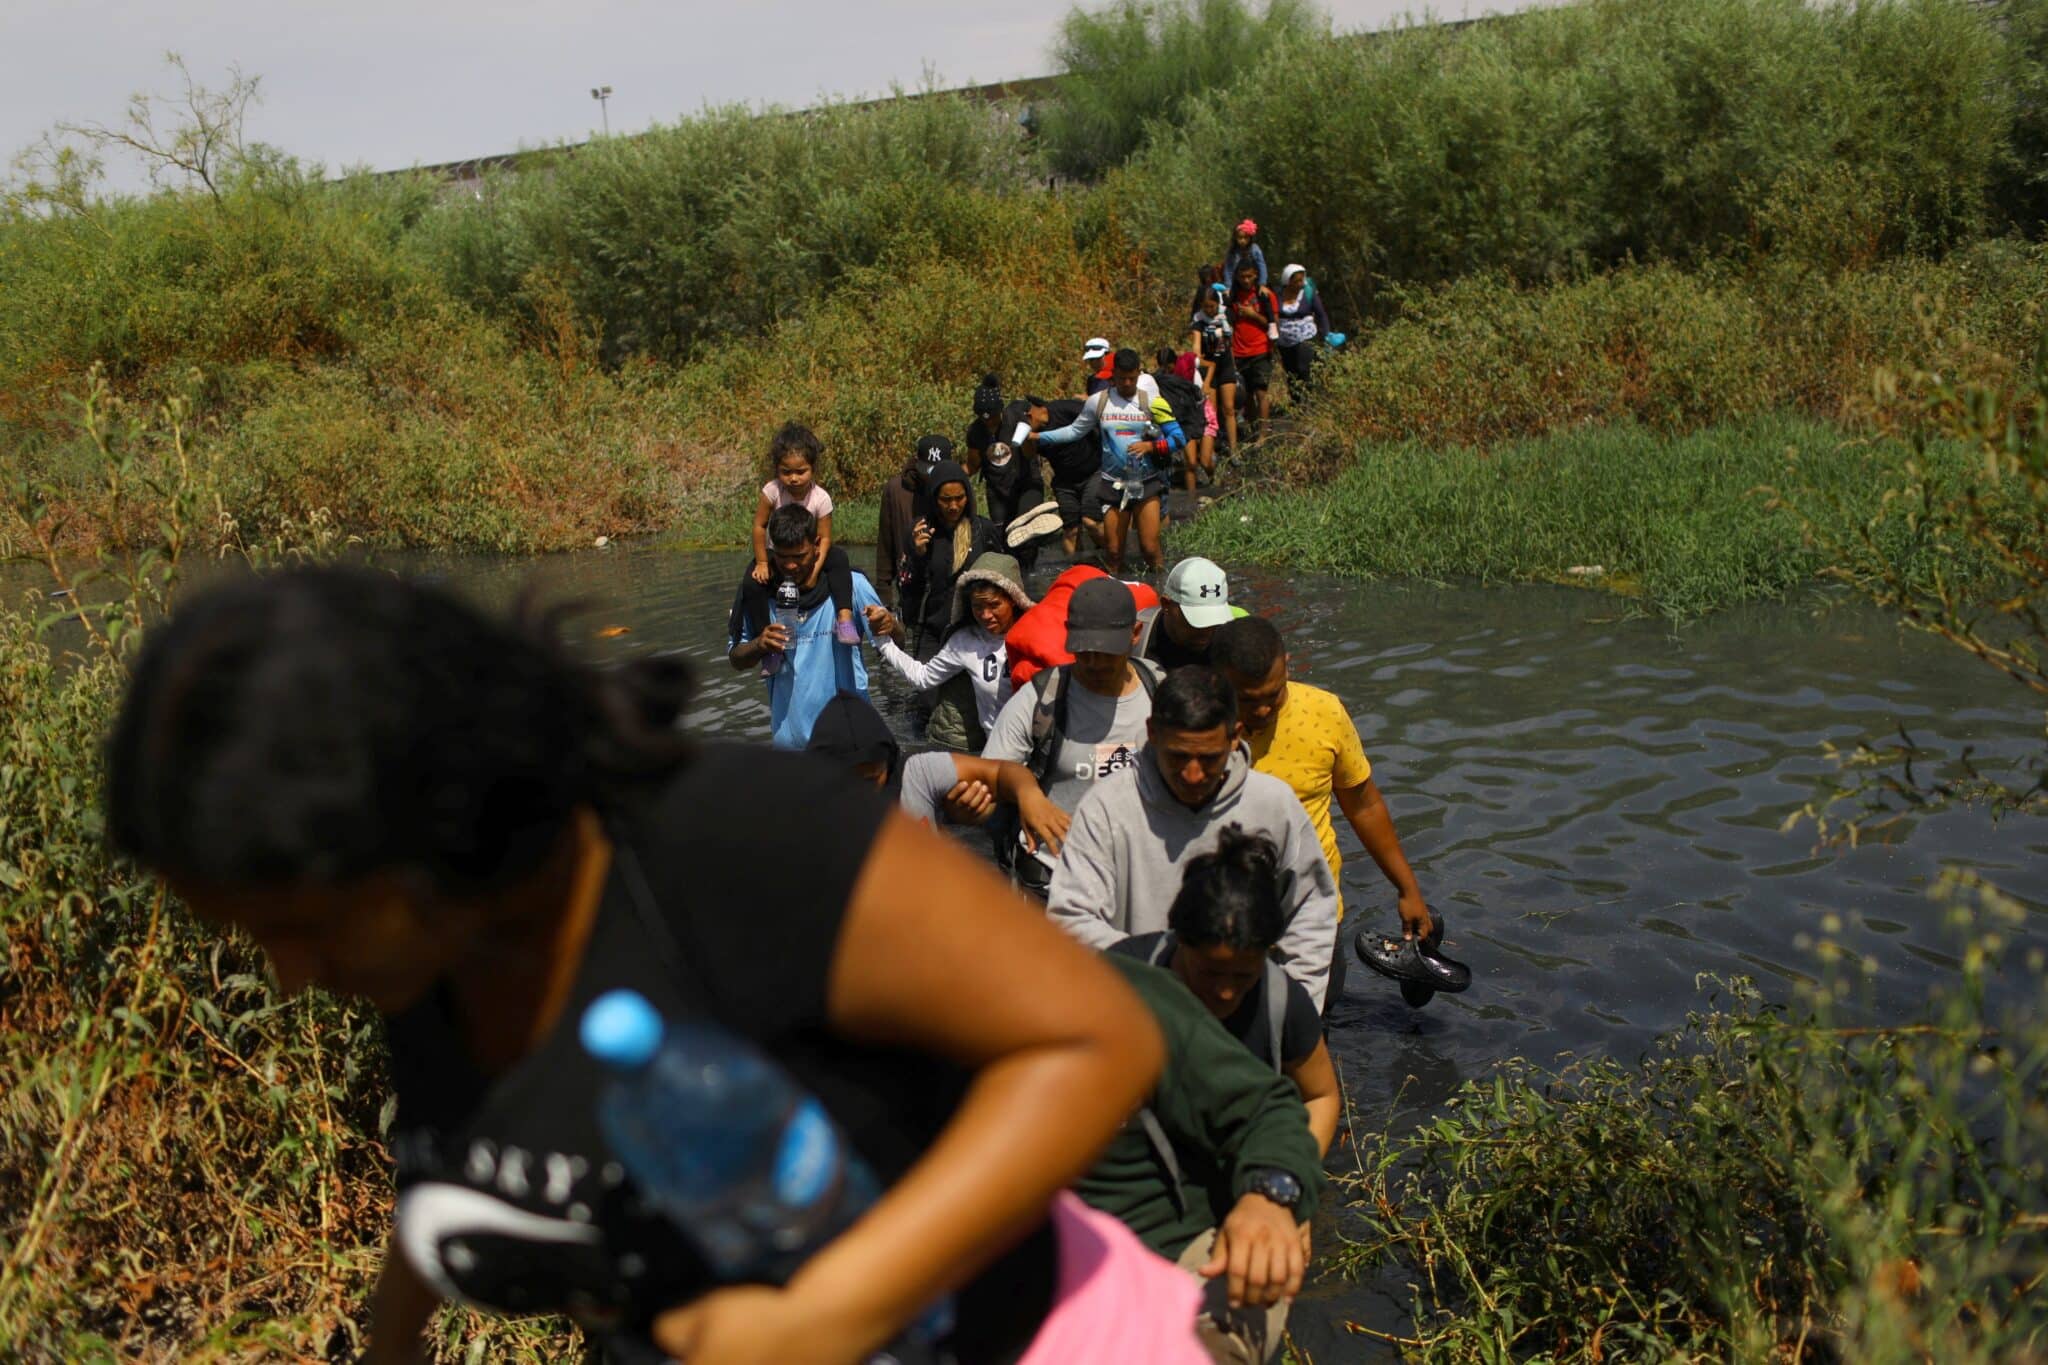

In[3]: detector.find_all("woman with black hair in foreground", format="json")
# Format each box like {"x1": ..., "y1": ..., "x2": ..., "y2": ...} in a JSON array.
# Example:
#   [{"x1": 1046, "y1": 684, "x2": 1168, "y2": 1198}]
[
  {"x1": 1113, "y1": 827, "x2": 1341, "y2": 1157},
  {"x1": 105, "y1": 567, "x2": 1203, "y2": 1364}
]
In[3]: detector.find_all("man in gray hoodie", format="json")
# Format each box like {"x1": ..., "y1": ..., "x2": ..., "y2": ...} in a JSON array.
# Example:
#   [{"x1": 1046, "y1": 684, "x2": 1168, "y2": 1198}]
[{"x1": 1048, "y1": 666, "x2": 1342, "y2": 1008}]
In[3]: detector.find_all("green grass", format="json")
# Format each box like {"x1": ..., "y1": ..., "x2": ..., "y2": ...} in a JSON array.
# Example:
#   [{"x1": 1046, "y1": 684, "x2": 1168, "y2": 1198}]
[
  {"x1": 1338, "y1": 922, "x2": 2048, "y2": 1363},
  {"x1": 1172, "y1": 415, "x2": 2040, "y2": 619}
]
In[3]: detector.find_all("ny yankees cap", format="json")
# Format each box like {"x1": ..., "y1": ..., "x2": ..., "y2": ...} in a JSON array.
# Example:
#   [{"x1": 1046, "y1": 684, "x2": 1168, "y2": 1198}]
[{"x1": 1162, "y1": 557, "x2": 1233, "y2": 628}]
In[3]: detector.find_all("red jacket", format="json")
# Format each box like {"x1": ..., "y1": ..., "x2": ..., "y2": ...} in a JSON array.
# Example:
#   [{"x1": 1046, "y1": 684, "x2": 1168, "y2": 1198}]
[{"x1": 1004, "y1": 565, "x2": 1162, "y2": 692}]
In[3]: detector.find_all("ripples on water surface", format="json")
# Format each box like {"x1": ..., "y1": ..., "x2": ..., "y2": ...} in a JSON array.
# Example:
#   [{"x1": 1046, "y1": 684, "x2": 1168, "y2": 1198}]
[{"x1": 18, "y1": 545, "x2": 2041, "y2": 1353}]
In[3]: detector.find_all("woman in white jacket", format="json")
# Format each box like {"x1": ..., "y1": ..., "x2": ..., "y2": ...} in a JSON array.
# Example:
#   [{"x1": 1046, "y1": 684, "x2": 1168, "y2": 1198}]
[{"x1": 865, "y1": 552, "x2": 1034, "y2": 751}]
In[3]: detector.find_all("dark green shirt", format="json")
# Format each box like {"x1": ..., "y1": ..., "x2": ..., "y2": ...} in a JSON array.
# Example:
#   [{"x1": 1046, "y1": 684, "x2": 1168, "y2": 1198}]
[{"x1": 1074, "y1": 957, "x2": 1324, "y2": 1257}]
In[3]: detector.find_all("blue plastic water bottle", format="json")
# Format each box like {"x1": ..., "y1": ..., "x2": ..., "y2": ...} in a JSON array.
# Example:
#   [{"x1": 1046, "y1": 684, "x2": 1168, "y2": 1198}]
[{"x1": 581, "y1": 990, "x2": 955, "y2": 1349}]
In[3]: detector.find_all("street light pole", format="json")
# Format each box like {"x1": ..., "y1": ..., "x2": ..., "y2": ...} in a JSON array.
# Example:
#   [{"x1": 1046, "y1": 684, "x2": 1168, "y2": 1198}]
[{"x1": 590, "y1": 85, "x2": 613, "y2": 137}]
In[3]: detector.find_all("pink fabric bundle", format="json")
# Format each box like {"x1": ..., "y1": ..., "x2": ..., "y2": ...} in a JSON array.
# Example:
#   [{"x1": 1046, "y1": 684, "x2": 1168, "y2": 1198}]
[{"x1": 1015, "y1": 1194, "x2": 1207, "y2": 1364}]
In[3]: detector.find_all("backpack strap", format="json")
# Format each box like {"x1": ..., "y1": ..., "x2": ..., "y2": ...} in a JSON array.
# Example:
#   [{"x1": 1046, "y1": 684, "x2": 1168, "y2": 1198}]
[
  {"x1": 1262, "y1": 961, "x2": 1290, "y2": 1076},
  {"x1": 1135, "y1": 1108, "x2": 1189, "y2": 1218},
  {"x1": 1025, "y1": 665, "x2": 1069, "y2": 785}
]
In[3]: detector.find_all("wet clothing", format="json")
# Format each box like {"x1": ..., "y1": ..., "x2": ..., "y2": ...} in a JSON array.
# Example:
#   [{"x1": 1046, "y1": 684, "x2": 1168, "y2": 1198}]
[
  {"x1": 736, "y1": 546, "x2": 856, "y2": 637},
  {"x1": 897, "y1": 461, "x2": 1002, "y2": 651},
  {"x1": 1047, "y1": 746, "x2": 1341, "y2": 1007},
  {"x1": 878, "y1": 461, "x2": 927, "y2": 607},
  {"x1": 1247, "y1": 683, "x2": 1372, "y2": 918},
  {"x1": 1073, "y1": 956, "x2": 1319, "y2": 1260},
  {"x1": 726, "y1": 570, "x2": 880, "y2": 748},
  {"x1": 385, "y1": 746, "x2": 1056, "y2": 1361},
  {"x1": 1112, "y1": 933, "x2": 1322, "y2": 1072}
]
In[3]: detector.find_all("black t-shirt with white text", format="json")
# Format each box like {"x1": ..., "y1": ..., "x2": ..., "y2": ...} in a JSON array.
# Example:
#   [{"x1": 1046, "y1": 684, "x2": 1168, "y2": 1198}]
[{"x1": 384, "y1": 745, "x2": 1053, "y2": 1359}]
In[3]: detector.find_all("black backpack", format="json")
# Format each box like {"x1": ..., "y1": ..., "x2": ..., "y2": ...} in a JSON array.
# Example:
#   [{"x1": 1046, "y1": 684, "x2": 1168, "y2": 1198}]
[{"x1": 1152, "y1": 370, "x2": 1205, "y2": 438}]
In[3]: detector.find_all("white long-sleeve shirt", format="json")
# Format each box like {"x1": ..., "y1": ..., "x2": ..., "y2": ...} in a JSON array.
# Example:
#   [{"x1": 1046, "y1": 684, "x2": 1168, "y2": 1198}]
[{"x1": 876, "y1": 627, "x2": 1012, "y2": 730}]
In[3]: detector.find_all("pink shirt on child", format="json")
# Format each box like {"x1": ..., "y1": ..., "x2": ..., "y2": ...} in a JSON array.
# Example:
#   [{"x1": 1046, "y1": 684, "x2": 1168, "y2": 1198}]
[{"x1": 763, "y1": 481, "x2": 834, "y2": 521}]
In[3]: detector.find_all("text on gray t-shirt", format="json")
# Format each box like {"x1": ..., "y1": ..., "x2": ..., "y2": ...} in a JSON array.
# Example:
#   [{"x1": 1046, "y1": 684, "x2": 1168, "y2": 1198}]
[{"x1": 980, "y1": 676, "x2": 1155, "y2": 816}]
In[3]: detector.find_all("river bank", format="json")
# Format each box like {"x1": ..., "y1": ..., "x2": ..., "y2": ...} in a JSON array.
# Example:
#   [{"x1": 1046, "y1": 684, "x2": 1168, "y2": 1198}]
[
  {"x1": 4, "y1": 545, "x2": 2044, "y2": 1358},
  {"x1": 1174, "y1": 413, "x2": 2044, "y2": 620}
]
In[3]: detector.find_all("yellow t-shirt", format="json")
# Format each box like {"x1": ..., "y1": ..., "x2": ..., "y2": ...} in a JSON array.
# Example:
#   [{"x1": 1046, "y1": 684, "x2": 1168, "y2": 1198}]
[{"x1": 1247, "y1": 682, "x2": 1372, "y2": 914}]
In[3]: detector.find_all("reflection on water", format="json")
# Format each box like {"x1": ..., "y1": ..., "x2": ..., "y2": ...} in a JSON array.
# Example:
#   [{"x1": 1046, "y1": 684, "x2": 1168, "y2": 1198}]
[
  {"x1": 12, "y1": 544, "x2": 2044, "y2": 1352},
  {"x1": 438, "y1": 544, "x2": 2042, "y2": 1352}
]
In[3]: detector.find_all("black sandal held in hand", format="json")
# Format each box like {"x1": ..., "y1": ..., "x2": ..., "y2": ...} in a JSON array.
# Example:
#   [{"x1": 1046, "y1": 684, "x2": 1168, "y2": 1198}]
[{"x1": 1355, "y1": 910, "x2": 1471, "y2": 1007}]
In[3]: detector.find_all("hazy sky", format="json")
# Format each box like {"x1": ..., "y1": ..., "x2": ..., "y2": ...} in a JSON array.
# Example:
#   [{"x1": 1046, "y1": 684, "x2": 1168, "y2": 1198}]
[{"x1": 1, "y1": 0, "x2": 1545, "y2": 190}]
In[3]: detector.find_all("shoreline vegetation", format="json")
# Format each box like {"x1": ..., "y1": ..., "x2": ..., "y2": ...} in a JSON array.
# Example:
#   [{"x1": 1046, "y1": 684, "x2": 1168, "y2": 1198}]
[
  {"x1": 3, "y1": 0, "x2": 2046, "y2": 614},
  {"x1": 2, "y1": 0, "x2": 2046, "y2": 1359}
]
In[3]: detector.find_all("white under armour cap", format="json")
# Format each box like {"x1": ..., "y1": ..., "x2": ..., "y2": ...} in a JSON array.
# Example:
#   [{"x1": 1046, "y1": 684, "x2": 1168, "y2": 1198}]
[{"x1": 1162, "y1": 557, "x2": 1232, "y2": 628}]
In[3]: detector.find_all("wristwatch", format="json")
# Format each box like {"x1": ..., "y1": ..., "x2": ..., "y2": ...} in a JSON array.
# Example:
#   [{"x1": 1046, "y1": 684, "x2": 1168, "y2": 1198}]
[{"x1": 1239, "y1": 1166, "x2": 1304, "y2": 1215}]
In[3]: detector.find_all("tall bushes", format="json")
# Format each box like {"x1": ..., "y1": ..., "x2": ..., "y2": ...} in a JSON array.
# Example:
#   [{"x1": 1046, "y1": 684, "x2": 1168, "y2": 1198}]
[
  {"x1": 1034, "y1": 0, "x2": 1321, "y2": 179},
  {"x1": 410, "y1": 93, "x2": 1034, "y2": 363},
  {"x1": 1293, "y1": 241, "x2": 2048, "y2": 451},
  {"x1": 1110, "y1": 0, "x2": 2017, "y2": 319}
]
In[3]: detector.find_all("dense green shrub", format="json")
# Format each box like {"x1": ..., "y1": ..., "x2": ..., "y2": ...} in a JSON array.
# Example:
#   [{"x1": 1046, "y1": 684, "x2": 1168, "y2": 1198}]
[
  {"x1": 1035, "y1": 0, "x2": 1320, "y2": 179},
  {"x1": 0, "y1": 166, "x2": 438, "y2": 425},
  {"x1": 408, "y1": 93, "x2": 1035, "y2": 363},
  {"x1": 1121, "y1": 0, "x2": 2016, "y2": 321},
  {"x1": 1292, "y1": 241, "x2": 2048, "y2": 452},
  {"x1": 1994, "y1": 0, "x2": 2048, "y2": 234}
]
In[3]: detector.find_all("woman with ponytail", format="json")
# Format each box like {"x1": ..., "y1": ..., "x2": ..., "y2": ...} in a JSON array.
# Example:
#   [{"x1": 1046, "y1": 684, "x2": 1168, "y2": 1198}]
[
  {"x1": 1114, "y1": 825, "x2": 1341, "y2": 1156},
  {"x1": 106, "y1": 567, "x2": 1203, "y2": 1365}
]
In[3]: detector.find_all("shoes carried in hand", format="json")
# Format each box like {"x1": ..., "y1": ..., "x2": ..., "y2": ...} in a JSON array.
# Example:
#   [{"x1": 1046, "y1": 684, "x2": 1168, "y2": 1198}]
[{"x1": 1354, "y1": 910, "x2": 1471, "y2": 1008}]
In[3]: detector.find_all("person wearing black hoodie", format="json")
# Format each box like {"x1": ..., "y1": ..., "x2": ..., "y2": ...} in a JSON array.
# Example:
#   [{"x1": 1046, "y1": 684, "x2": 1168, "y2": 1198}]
[
  {"x1": 878, "y1": 435, "x2": 952, "y2": 610},
  {"x1": 897, "y1": 458, "x2": 1002, "y2": 656}
]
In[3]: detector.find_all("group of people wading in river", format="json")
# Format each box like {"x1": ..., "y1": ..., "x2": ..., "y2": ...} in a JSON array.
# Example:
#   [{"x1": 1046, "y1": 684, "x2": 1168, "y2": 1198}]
[{"x1": 105, "y1": 219, "x2": 1458, "y2": 1365}]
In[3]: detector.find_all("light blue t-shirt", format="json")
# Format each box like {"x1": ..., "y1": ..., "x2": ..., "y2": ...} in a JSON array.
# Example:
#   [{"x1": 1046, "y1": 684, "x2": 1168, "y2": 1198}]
[{"x1": 729, "y1": 571, "x2": 883, "y2": 748}]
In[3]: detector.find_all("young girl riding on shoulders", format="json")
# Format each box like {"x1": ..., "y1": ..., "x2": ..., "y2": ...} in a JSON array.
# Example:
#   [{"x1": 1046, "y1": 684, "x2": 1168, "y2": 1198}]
[{"x1": 750, "y1": 421, "x2": 860, "y2": 644}]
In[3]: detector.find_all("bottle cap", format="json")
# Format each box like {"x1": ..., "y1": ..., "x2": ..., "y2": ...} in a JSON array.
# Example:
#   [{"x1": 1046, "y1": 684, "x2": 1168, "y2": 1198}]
[{"x1": 581, "y1": 989, "x2": 664, "y2": 1069}]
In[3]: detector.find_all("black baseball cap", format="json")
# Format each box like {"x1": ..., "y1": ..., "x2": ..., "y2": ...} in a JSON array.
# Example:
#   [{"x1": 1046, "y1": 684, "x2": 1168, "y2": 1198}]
[
  {"x1": 1066, "y1": 578, "x2": 1137, "y2": 655},
  {"x1": 915, "y1": 434, "x2": 954, "y2": 465}
]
